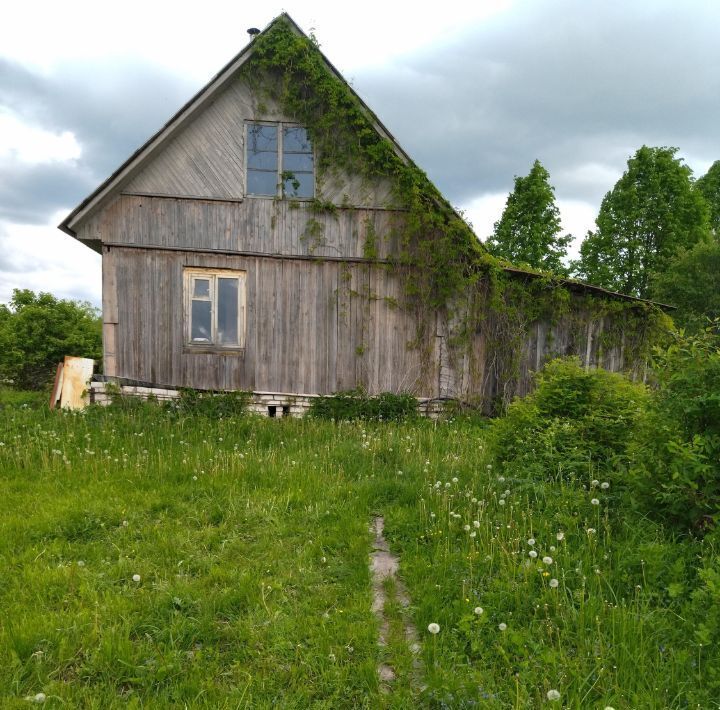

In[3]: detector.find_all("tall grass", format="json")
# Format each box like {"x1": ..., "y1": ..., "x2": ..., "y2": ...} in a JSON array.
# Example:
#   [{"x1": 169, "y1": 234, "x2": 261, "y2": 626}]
[{"x1": 0, "y1": 403, "x2": 714, "y2": 707}]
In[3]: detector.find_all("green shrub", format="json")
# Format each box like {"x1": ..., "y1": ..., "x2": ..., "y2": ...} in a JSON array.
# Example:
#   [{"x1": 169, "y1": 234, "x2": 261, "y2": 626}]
[
  {"x1": 171, "y1": 389, "x2": 252, "y2": 419},
  {"x1": 490, "y1": 357, "x2": 647, "y2": 480},
  {"x1": 308, "y1": 390, "x2": 418, "y2": 421},
  {"x1": 0, "y1": 289, "x2": 102, "y2": 390},
  {"x1": 628, "y1": 323, "x2": 720, "y2": 532}
]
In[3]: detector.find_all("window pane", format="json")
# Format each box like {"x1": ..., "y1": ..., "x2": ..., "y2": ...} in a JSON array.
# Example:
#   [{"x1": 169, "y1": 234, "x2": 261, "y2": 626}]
[
  {"x1": 283, "y1": 171, "x2": 314, "y2": 198},
  {"x1": 248, "y1": 123, "x2": 278, "y2": 152},
  {"x1": 191, "y1": 300, "x2": 212, "y2": 342},
  {"x1": 248, "y1": 150, "x2": 277, "y2": 171},
  {"x1": 283, "y1": 152, "x2": 314, "y2": 172},
  {"x1": 283, "y1": 126, "x2": 311, "y2": 153},
  {"x1": 248, "y1": 169, "x2": 278, "y2": 196},
  {"x1": 193, "y1": 278, "x2": 210, "y2": 298},
  {"x1": 217, "y1": 278, "x2": 239, "y2": 345}
]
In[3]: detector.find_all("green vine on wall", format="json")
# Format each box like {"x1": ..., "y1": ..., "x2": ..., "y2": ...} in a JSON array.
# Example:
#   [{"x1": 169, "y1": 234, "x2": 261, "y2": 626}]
[{"x1": 241, "y1": 17, "x2": 671, "y2": 404}]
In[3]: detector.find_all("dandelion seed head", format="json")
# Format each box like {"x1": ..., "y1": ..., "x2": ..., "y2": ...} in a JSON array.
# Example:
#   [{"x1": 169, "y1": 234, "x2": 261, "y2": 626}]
[
  {"x1": 498, "y1": 499, "x2": 506, "y2": 506},
  {"x1": 527, "y1": 538, "x2": 536, "y2": 546},
  {"x1": 428, "y1": 623, "x2": 440, "y2": 634},
  {"x1": 550, "y1": 545, "x2": 556, "y2": 552},
  {"x1": 132, "y1": 574, "x2": 141, "y2": 582},
  {"x1": 463, "y1": 525, "x2": 471, "y2": 532},
  {"x1": 556, "y1": 532, "x2": 564, "y2": 541},
  {"x1": 542, "y1": 556, "x2": 553, "y2": 565},
  {"x1": 498, "y1": 622, "x2": 507, "y2": 631},
  {"x1": 601, "y1": 482, "x2": 610, "y2": 490},
  {"x1": 474, "y1": 606, "x2": 484, "y2": 615},
  {"x1": 529, "y1": 550, "x2": 538, "y2": 558},
  {"x1": 473, "y1": 520, "x2": 480, "y2": 528},
  {"x1": 549, "y1": 578, "x2": 559, "y2": 588},
  {"x1": 546, "y1": 689, "x2": 561, "y2": 701},
  {"x1": 591, "y1": 479, "x2": 599, "y2": 487},
  {"x1": 591, "y1": 498, "x2": 600, "y2": 505},
  {"x1": 452, "y1": 477, "x2": 458, "y2": 484}
]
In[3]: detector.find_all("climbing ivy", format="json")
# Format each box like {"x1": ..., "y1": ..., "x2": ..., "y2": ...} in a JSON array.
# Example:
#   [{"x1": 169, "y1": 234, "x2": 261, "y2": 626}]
[{"x1": 241, "y1": 17, "x2": 670, "y2": 405}]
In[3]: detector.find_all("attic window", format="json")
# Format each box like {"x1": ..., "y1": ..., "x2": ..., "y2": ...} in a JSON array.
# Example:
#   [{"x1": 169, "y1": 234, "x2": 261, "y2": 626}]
[
  {"x1": 184, "y1": 268, "x2": 246, "y2": 350},
  {"x1": 246, "y1": 122, "x2": 314, "y2": 199}
]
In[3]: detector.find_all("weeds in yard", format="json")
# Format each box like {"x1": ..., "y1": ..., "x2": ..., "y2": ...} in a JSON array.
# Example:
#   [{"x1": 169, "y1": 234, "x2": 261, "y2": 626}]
[{"x1": 0, "y1": 400, "x2": 716, "y2": 707}]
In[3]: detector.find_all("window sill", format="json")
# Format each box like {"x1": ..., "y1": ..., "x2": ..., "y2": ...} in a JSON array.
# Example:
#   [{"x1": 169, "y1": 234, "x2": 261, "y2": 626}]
[
  {"x1": 244, "y1": 194, "x2": 315, "y2": 202},
  {"x1": 183, "y1": 346, "x2": 246, "y2": 356}
]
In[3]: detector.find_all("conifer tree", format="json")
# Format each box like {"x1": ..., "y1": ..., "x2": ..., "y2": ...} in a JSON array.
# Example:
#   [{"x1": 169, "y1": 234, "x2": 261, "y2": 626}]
[{"x1": 487, "y1": 160, "x2": 571, "y2": 274}]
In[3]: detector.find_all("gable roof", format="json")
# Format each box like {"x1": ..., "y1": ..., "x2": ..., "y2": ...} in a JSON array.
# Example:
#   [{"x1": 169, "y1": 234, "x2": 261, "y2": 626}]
[{"x1": 58, "y1": 13, "x2": 414, "y2": 240}]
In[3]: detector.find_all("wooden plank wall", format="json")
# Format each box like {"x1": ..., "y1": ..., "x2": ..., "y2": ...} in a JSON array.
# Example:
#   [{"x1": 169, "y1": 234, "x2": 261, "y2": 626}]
[
  {"x1": 89, "y1": 195, "x2": 403, "y2": 261},
  {"x1": 109, "y1": 246, "x2": 434, "y2": 395},
  {"x1": 117, "y1": 71, "x2": 395, "y2": 209}
]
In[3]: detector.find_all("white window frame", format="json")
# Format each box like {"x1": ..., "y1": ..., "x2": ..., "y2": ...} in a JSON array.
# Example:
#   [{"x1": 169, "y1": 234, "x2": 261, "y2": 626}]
[
  {"x1": 245, "y1": 120, "x2": 315, "y2": 199},
  {"x1": 184, "y1": 268, "x2": 247, "y2": 351}
]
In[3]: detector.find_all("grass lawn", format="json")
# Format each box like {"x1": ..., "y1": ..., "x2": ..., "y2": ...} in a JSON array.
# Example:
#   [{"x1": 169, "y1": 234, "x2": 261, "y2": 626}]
[{"x1": 0, "y1": 402, "x2": 714, "y2": 707}]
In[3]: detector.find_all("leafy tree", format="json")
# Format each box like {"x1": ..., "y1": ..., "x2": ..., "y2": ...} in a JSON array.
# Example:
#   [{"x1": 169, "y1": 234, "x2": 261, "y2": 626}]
[
  {"x1": 652, "y1": 238, "x2": 720, "y2": 331},
  {"x1": 0, "y1": 289, "x2": 102, "y2": 390},
  {"x1": 487, "y1": 159, "x2": 571, "y2": 273},
  {"x1": 696, "y1": 160, "x2": 720, "y2": 235},
  {"x1": 575, "y1": 146, "x2": 710, "y2": 298}
]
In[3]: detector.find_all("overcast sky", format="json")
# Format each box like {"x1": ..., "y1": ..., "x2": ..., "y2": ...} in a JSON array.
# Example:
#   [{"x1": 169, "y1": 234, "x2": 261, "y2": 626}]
[{"x1": 2, "y1": 0, "x2": 719, "y2": 307}]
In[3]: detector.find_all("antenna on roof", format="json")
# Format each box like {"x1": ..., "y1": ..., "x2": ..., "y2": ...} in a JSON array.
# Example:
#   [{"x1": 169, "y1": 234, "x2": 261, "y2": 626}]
[{"x1": 247, "y1": 28, "x2": 260, "y2": 39}]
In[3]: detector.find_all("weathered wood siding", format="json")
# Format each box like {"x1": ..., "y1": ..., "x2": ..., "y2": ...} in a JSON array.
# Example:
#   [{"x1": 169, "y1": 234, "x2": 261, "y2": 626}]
[
  {"x1": 79, "y1": 195, "x2": 404, "y2": 260},
  {"x1": 107, "y1": 245, "x2": 434, "y2": 394},
  {"x1": 115, "y1": 72, "x2": 394, "y2": 209}
]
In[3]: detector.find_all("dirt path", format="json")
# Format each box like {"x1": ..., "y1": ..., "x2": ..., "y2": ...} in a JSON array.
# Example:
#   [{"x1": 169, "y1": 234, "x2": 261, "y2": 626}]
[{"x1": 369, "y1": 516, "x2": 421, "y2": 693}]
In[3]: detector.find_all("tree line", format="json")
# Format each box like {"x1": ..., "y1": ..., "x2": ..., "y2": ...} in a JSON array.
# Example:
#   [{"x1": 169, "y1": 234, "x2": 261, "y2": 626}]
[{"x1": 486, "y1": 149, "x2": 720, "y2": 330}]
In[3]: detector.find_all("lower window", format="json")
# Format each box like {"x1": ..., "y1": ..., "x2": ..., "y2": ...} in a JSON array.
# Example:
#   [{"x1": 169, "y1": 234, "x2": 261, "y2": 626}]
[{"x1": 184, "y1": 268, "x2": 246, "y2": 349}]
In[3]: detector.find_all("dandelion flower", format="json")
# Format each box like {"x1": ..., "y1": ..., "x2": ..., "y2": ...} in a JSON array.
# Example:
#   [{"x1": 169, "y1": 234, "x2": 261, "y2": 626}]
[
  {"x1": 556, "y1": 531, "x2": 564, "y2": 541},
  {"x1": 601, "y1": 482, "x2": 610, "y2": 490},
  {"x1": 542, "y1": 556, "x2": 553, "y2": 565},
  {"x1": 498, "y1": 622, "x2": 507, "y2": 631},
  {"x1": 591, "y1": 498, "x2": 600, "y2": 506},
  {"x1": 549, "y1": 578, "x2": 559, "y2": 588},
  {"x1": 132, "y1": 574, "x2": 141, "y2": 582},
  {"x1": 529, "y1": 550, "x2": 538, "y2": 559},
  {"x1": 428, "y1": 623, "x2": 440, "y2": 634},
  {"x1": 547, "y1": 689, "x2": 561, "y2": 701},
  {"x1": 527, "y1": 538, "x2": 536, "y2": 546},
  {"x1": 474, "y1": 606, "x2": 484, "y2": 615}
]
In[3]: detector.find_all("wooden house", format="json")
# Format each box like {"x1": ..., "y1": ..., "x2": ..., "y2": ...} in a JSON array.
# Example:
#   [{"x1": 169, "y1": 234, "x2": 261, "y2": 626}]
[{"x1": 59, "y1": 14, "x2": 665, "y2": 414}]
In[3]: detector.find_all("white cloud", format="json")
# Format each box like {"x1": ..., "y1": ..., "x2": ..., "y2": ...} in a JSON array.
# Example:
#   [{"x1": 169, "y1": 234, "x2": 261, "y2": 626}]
[
  {"x1": 460, "y1": 192, "x2": 508, "y2": 243},
  {"x1": 0, "y1": 212, "x2": 100, "y2": 306},
  {"x1": 0, "y1": 108, "x2": 81, "y2": 164}
]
